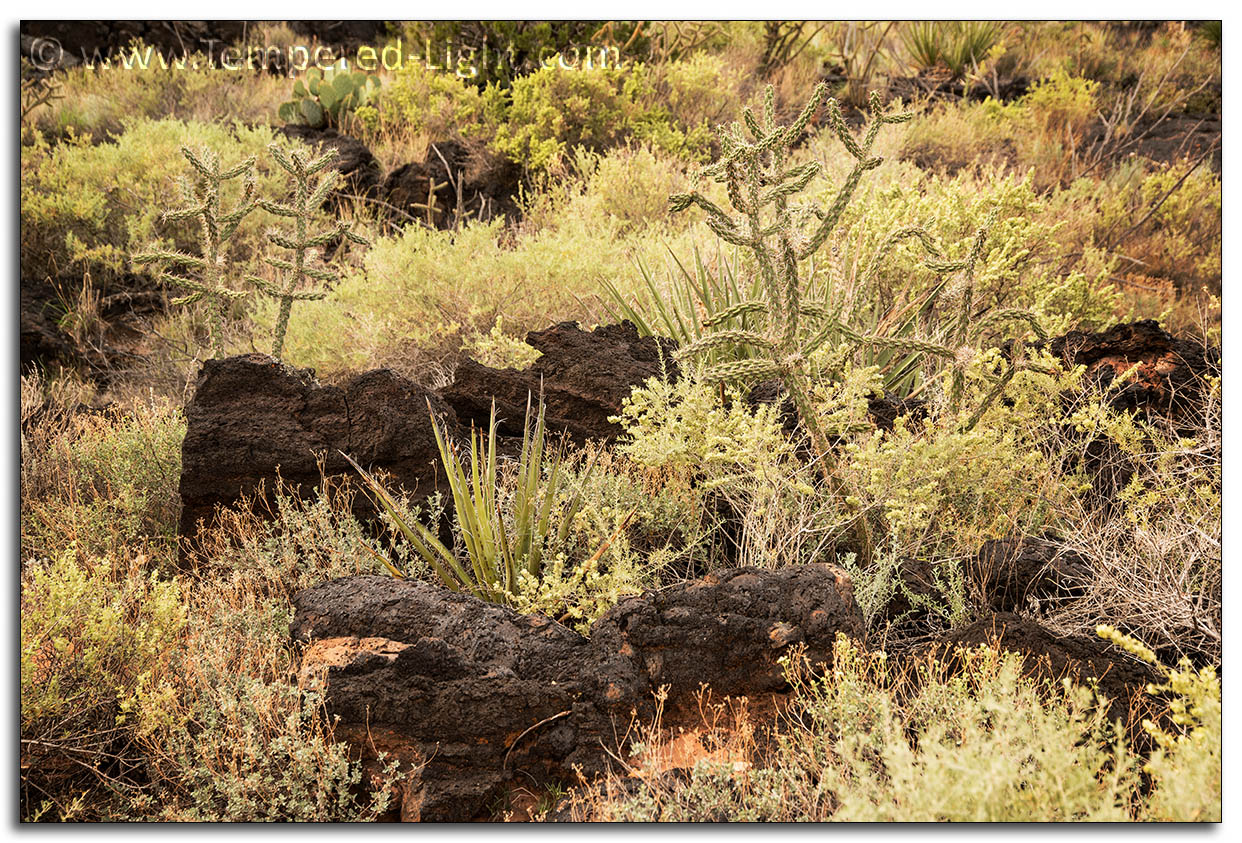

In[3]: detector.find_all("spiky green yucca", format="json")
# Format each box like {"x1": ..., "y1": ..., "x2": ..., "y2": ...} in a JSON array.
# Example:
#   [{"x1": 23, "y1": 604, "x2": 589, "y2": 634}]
[
  {"x1": 249, "y1": 143, "x2": 368, "y2": 360},
  {"x1": 132, "y1": 146, "x2": 259, "y2": 356},
  {"x1": 344, "y1": 398, "x2": 591, "y2": 607}
]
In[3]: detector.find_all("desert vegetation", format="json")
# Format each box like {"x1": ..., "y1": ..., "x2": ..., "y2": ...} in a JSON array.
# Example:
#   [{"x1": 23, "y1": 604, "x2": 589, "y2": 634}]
[{"x1": 20, "y1": 20, "x2": 1220, "y2": 822}]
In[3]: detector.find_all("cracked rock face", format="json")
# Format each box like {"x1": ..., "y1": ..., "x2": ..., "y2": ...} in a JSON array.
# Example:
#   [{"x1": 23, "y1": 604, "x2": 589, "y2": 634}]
[
  {"x1": 441, "y1": 321, "x2": 679, "y2": 444},
  {"x1": 290, "y1": 564, "x2": 864, "y2": 821},
  {"x1": 178, "y1": 354, "x2": 454, "y2": 537}
]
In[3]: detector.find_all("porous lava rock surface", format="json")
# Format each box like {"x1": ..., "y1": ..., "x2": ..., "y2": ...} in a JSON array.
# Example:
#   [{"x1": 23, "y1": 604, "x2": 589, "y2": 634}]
[
  {"x1": 290, "y1": 563, "x2": 863, "y2": 821},
  {"x1": 969, "y1": 534, "x2": 1092, "y2": 613},
  {"x1": 178, "y1": 354, "x2": 454, "y2": 536},
  {"x1": 442, "y1": 321, "x2": 679, "y2": 443},
  {"x1": 1044, "y1": 319, "x2": 1218, "y2": 418},
  {"x1": 381, "y1": 139, "x2": 522, "y2": 228},
  {"x1": 881, "y1": 534, "x2": 1092, "y2": 623}
]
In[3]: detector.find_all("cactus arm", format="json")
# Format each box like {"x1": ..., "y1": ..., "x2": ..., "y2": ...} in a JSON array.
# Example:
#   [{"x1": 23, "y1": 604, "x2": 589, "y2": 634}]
[{"x1": 702, "y1": 301, "x2": 771, "y2": 327}]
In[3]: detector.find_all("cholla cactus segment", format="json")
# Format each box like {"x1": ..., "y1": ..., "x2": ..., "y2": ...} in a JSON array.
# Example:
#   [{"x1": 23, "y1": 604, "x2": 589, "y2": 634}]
[
  {"x1": 131, "y1": 146, "x2": 259, "y2": 357},
  {"x1": 252, "y1": 142, "x2": 370, "y2": 361}
]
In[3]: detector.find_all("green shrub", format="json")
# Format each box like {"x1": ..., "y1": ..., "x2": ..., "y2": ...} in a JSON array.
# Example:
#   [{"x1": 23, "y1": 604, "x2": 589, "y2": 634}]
[
  {"x1": 822, "y1": 164, "x2": 1120, "y2": 336},
  {"x1": 616, "y1": 373, "x2": 842, "y2": 570},
  {"x1": 25, "y1": 44, "x2": 289, "y2": 142},
  {"x1": 273, "y1": 215, "x2": 705, "y2": 373},
  {"x1": 511, "y1": 446, "x2": 718, "y2": 629},
  {"x1": 523, "y1": 145, "x2": 695, "y2": 237},
  {"x1": 616, "y1": 374, "x2": 793, "y2": 492},
  {"x1": 21, "y1": 549, "x2": 186, "y2": 820},
  {"x1": 488, "y1": 65, "x2": 646, "y2": 172},
  {"x1": 136, "y1": 679, "x2": 400, "y2": 822},
  {"x1": 21, "y1": 119, "x2": 286, "y2": 288},
  {"x1": 844, "y1": 351, "x2": 1072, "y2": 559},
  {"x1": 375, "y1": 62, "x2": 488, "y2": 141},
  {"x1": 1098, "y1": 626, "x2": 1221, "y2": 822},
  {"x1": 594, "y1": 636, "x2": 1144, "y2": 821},
  {"x1": 121, "y1": 479, "x2": 406, "y2": 821},
  {"x1": 486, "y1": 61, "x2": 723, "y2": 171},
  {"x1": 21, "y1": 402, "x2": 186, "y2": 563},
  {"x1": 460, "y1": 315, "x2": 542, "y2": 369}
]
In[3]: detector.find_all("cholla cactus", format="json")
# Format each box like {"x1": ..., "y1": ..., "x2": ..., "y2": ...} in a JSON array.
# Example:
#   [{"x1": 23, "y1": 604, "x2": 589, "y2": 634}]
[
  {"x1": 670, "y1": 84, "x2": 916, "y2": 468},
  {"x1": 670, "y1": 85, "x2": 1053, "y2": 558},
  {"x1": 248, "y1": 143, "x2": 368, "y2": 360},
  {"x1": 132, "y1": 146, "x2": 259, "y2": 357},
  {"x1": 673, "y1": 85, "x2": 1051, "y2": 433}
]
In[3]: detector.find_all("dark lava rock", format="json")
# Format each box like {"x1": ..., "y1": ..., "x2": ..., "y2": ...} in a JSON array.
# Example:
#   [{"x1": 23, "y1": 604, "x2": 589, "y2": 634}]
[
  {"x1": 290, "y1": 563, "x2": 862, "y2": 821},
  {"x1": 382, "y1": 159, "x2": 456, "y2": 228},
  {"x1": 881, "y1": 535, "x2": 1092, "y2": 625},
  {"x1": 20, "y1": 21, "x2": 388, "y2": 72},
  {"x1": 1044, "y1": 319, "x2": 1219, "y2": 419},
  {"x1": 286, "y1": 20, "x2": 389, "y2": 52},
  {"x1": 878, "y1": 556, "x2": 940, "y2": 624},
  {"x1": 381, "y1": 139, "x2": 521, "y2": 228},
  {"x1": 291, "y1": 575, "x2": 598, "y2": 823},
  {"x1": 747, "y1": 381, "x2": 927, "y2": 434},
  {"x1": 589, "y1": 565, "x2": 864, "y2": 719},
  {"x1": 20, "y1": 276, "x2": 166, "y2": 378},
  {"x1": 1039, "y1": 320, "x2": 1220, "y2": 505},
  {"x1": 20, "y1": 21, "x2": 248, "y2": 69},
  {"x1": 924, "y1": 612, "x2": 1159, "y2": 728},
  {"x1": 276, "y1": 125, "x2": 382, "y2": 206},
  {"x1": 969, "y1": 534, "x2": 1092, "y2": 613},
  {"x1": 20, "y1": 279, "x2": 80, "y2": 373},
  {"x1": 442, "y1": 321, "x2": 679, "y2": 444},
  {"x1": 178, "y1": 354, "x2": 454, "y2": 537}
]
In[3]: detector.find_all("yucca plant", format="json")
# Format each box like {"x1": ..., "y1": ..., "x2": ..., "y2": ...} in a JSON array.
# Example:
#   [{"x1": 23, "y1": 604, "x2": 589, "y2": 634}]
[
  {"x1": 248, "y1": 143, "x2": 368, "y2": 360},
  {"x1": 603, "y1": 244, "x2": 762, "y2": 368},
  {"x1": 131, "y1": 146, "x2": 259, "y2": 357},
  {"x1": 901, "y1": 21, "x2": 1001, "y2": 79},
  {"x1": 344, "y1": 397, "x2": 589, "y2": 606}
]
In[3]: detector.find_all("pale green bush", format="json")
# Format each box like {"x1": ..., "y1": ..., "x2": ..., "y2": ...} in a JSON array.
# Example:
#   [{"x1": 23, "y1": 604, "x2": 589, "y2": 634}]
[
  {"x1": 522, "y1": 144, "x2": 695, "y2": 237},
  {"x1": 26, "y1": 43, "x2": 288, "y2": 141},
  {"x1": 843, "y1": 351, "x2": 1073, "y2": 559},
  {"x1": 21, "y1": 549, "x2": 187, "y2": 820},
  {"x1": 616, "y1": 373, "x2": 793, "y2": 492},
  {"x1": 460, "y1": 315, "x2": 542, "y2": 369},
  {"x1": 591, "y1": 635, "x2": 1217, "y2": 822},
  {"x1": 127, "y1": 480, "x2": 404, "y2": 821},
  {"x1": 1098, "y1": 626, "x2": 1221, "y2": 822},
  {"x1": 273, "y1": 215, "x2": 705, "y2": 374},
  {"x1": 21, "y1": 118, "x2": 289, "y2": 287},
  {"x1": 21, "y1": 401, "x2": 185, "y2": 563},
  {"x1": 374, "y1": 62, "x2": 487, "y2": 142}
]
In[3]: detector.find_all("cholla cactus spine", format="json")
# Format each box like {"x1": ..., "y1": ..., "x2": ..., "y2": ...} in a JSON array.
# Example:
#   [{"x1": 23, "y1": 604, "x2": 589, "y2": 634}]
[
  {"x1": 249, "y1": 143, "x2": 369, "y2": 360},
  {"x1": 131, "y1": 146, "x2": 258, "y2": 356}
]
